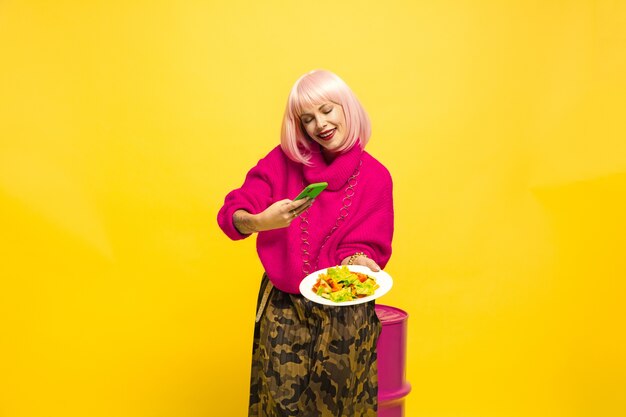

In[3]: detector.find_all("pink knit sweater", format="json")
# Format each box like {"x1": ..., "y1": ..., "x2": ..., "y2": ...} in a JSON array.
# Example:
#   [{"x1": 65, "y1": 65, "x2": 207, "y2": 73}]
[{"x1": 217, "y1": 143, "x2": 394, "y2": 294}]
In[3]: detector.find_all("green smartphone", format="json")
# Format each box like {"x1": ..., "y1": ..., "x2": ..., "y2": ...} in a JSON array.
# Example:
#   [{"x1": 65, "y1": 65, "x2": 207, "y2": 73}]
[{"x1": 294, "y1": 182, "x2": 328, "y2": 200}]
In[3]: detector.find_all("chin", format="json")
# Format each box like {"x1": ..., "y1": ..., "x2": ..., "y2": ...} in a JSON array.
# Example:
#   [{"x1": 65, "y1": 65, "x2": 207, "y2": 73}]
[{"x1": 320, "y1": 139, "x2": 343, "y2": 152}]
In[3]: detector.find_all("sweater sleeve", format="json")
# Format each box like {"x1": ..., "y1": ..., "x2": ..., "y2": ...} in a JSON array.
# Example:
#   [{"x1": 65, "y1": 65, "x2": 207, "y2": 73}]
[
  {"x1": 216, "y1": 148, "x2": 280, "y2": 240},
  {"x1": 335, "y1": 169, "x2": 394, "y2": 268}
]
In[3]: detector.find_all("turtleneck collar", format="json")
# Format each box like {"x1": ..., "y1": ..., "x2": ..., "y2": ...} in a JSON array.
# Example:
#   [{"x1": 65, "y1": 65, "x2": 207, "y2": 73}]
[{"x1": 302, "y1": 141, "x2": 363, "y2": 191}]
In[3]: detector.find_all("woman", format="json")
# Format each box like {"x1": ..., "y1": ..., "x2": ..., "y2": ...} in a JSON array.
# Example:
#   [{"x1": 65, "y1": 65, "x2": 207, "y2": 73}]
[{"x1": 217, "y1": 69, "x2": 394, "y2": 416}]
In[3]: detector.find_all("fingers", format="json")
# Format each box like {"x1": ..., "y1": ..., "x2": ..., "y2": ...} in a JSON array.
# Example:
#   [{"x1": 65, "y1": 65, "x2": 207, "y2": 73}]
[
  {"x1": 260, "y1": 198, "x2": 315, "y2": 230},
  {"x1": 365, "y1": 258, "x2": 381, "y2": 272},
  {"x1": 269, "y1": 198, "x2": 314, "y2": 227},
  {"x1": 352, "y1": 256, "x2": 381, "y2": 272},
  {"x1": 285, "y1": 198, "x2": 314, "y2": 219},
  {"x1": 291, "y1": 197, "x2": 311, "y2": 210},
  {"x1": 293, "y1": 198, "x2": 314, "y2": 216}
]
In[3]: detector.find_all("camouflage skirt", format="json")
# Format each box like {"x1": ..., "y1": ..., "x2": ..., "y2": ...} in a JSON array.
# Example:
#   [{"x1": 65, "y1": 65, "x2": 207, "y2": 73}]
[{"x1": 249, "y1": 274, "x2": 382, "y2": 417}]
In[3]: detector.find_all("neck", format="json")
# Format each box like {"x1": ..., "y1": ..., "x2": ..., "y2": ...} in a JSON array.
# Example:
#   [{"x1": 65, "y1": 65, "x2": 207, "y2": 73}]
[{"x1": 322, "y1": 148, "x2": 337, "y2": 164}]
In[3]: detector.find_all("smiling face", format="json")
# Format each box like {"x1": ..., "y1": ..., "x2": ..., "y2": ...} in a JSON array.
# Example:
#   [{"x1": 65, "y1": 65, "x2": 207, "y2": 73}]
[{"x1": 299, "y1": 102, "x2": 346, "y2": 153}]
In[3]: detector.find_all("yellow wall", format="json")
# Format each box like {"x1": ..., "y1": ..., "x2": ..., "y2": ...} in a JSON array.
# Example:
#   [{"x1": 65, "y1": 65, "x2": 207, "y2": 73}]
[{"x1": 1, "y1": 1, "x2": 625, "y2": 416}]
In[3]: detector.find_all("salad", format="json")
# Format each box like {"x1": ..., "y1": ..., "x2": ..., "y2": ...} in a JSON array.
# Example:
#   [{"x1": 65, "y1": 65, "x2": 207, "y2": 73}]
[{"x1": 312, "y1": 266, "x2": 380, "y2": 303}]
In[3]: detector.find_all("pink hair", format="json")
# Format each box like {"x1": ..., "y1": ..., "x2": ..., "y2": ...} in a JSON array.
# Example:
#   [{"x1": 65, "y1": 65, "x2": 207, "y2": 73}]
[{"x1": 280, "y1": 70, "x2": 371, "y2": 165}]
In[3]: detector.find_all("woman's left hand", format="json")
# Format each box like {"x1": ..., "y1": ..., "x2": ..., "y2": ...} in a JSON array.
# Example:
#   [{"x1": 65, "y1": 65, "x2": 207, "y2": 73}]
[{"x1": 340, "y1": 255, "x2": 381, "y2": 272}]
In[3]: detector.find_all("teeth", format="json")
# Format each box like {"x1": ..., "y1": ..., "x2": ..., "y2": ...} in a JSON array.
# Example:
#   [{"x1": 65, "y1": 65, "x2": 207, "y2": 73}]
[{"x1": 319, "y1": 129, "x2": 334, "y2": 138}]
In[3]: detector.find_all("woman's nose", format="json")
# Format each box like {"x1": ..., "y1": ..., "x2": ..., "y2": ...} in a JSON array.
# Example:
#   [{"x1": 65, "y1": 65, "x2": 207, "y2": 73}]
[{"x1": 315, "y1": 115, "x2": 327, "y2": 129}]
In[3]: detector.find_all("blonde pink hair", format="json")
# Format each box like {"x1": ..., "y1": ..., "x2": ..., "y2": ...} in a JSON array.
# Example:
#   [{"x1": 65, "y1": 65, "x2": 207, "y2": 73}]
[{"x1": 280, "y1": 70, "x2": 371, "y2": 165}]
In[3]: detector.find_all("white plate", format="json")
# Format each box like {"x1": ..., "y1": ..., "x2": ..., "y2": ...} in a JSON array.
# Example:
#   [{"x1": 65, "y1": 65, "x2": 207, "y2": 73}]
[{"x1": 299, "y1": 265, "x2": 393, "y2": 306}]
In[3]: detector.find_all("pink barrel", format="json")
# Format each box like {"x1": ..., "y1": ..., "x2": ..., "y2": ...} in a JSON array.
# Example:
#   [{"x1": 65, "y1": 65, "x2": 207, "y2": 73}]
[{"x1": 376, "y1": 304, "x2": 410, "y2": 417}]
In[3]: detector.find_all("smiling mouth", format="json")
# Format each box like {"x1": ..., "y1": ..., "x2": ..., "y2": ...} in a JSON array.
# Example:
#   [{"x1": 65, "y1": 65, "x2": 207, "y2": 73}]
[{"x1": 318, "y1": 129, "x2": 336, "y2": 141}]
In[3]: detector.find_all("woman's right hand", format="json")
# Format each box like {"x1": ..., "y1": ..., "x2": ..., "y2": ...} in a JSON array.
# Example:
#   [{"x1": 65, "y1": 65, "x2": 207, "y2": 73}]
[{"x1": 255, "y1": 198, "x2": 313, "y2": 232}]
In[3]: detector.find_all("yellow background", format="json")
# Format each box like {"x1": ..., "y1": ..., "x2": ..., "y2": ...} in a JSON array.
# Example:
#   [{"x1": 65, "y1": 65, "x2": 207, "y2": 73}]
[{"x1": 1, "y1": 1, "x2": 625, "y2": 416}]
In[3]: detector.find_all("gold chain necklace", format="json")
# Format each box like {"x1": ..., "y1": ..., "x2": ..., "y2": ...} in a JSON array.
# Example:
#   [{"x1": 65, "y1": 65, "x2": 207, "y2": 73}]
[{"x1": 299, "y1": 160, "x2": 362, "y2": 275}]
